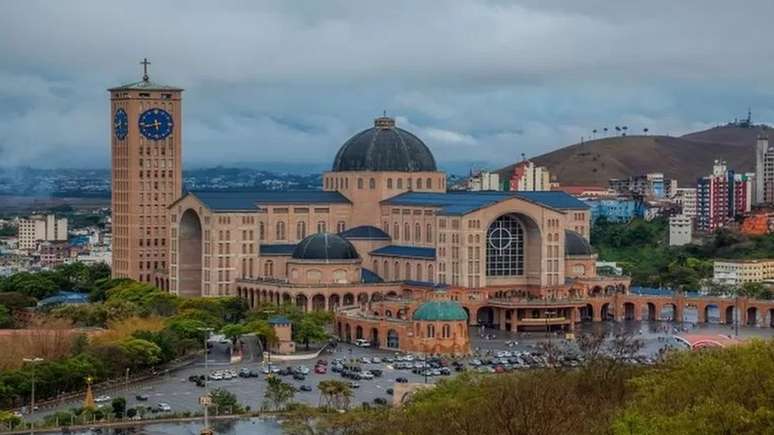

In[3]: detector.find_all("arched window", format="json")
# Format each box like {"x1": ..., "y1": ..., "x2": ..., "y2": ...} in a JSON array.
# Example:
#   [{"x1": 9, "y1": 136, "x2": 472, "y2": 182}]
[
  {"x1": 426, "y1": 223, "x2": 432, "y2": 242},
  {"x1": 317, "y1": 221, "x2": 326, "y2": 233},
  {"x1": 417, "y1": 178, "x2": 423, "y2": 189},
  {"x1": 407, "y1": 178, "x2": 412, "y2": 189},
  {"x1": 426, "y1": 177, "x2": 432, "y2": 189},
  {"x1": 387, "y1": 329, "x2": 399, "y2": 348},
  {"x1": 404, "y1": 223, "x2": 411, "y2": 241},
  {"x1": 369, "y1": 178, "x2": 376, "y2": 189},
  {"x1": 384, "y1": 260, "x2": 389, "y2": 279},
  {"x1": 264, "y1": 260, "x2": 274, "y2": 277},
  {"x1": 344, "y1": 178, "x2": 349, "y2": 189},
  {"x1": 337, "y1": 221, "x2": 346, "y2": 233},
  {"x1": 397, "y1": 178, "x2": 403, "y2": 189},
  {"x1": 442, "y1": 324, "x2": 451, "y2": 338},
  {"x1": 393, "y1": 222, "x2": 400, "y2": 240},
  {"x1": 357, "y1": 178, "x2": 364, "y2": 189},
  {"x1": 486, "y1": 214, "x2": 525, "y2": 276},
  {"x1": 296, "y1": 221, "x2": 306, "y2": 240},
  {"x1": 427, "y1": 324, "x2": 435, "y2": 337},
  {"x1": 241, "y1": 258, "x2": 247, "y2": 279},
  {"x1": 394, "y1": 261, "x2": 400, "y2": 280},
  {"x1": 414, "y1": 223, "x2": 421, "y2": 241},
  {"x1": 276, "y1": 221, "x2": 286, "y2": 240},
  {"x1": 416, "y1": 264, "x2": 423, "y2": 281},
  {"x1": 405, "y1": 262, "x2": 412, "y2": 280},
  {"x1": 258, "y1": 222, "x2": 265, "y2": 240},
  {"x1": 373, "y1": 260, "x2": 379, "y2": 274},
  {"x1": 387, "y1": 178, "x2": 393, "y2": 189},
  {"x1": 428, "y1": 264, "x2": 434, "y2": 280}
]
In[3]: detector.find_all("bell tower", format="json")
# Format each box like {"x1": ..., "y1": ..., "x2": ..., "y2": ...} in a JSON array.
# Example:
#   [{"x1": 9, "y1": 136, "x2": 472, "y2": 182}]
[{"x1": 108, "y1": 59, "x2": 183, "y2": 288}]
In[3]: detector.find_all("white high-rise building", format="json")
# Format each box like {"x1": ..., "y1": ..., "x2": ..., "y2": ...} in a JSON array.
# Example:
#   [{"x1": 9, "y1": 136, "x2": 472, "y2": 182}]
[
  {"x1": 509, "y1": 160, "x2": 551, "y2": 191},
  {"x1": 755, "y1": 134, "x2": 774, "y2": 204},
  {"x1": 674, "y1": 188, "x2": 697, "y2": 217},
  {"x1": 17, "y1": 214, "x2": 68, "y2": 250},
  {"x1": 468, "y1": 171, "x2": 501, "y2": 191},
  {"x1": 669, "y1": 214, "x2": 692, "y2": 246}
]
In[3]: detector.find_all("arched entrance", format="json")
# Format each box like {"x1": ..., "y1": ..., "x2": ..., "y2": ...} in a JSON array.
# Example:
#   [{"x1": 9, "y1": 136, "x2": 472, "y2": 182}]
[
  {"x1": 746, "y1": 307, "x2": 758, "y2": 326},
  {"x1": 282, "y1": 293, "x2": 291, "y2": 305},
  {"x1": 357, "y1": 293, "x2": 369, "y2": 305},
  {"x1": 329, "y1": 294, "x2": 340, "y2": 311},
  {"x1": 345, "y1": 324, "x2": 351, "y2": 342},
  {"x1": 312, "y1": 294, "x2": 326, "y2": 311},
  {"x1": 370, "y1": 328, "x2": 380, "y2": 347},
  {"x1": 355, "y1": 325, "x2": 363, "y2": 340},
  {"x1": 387, "y1": 329, "x2": 399, "y2": 348},
  {"x1": 371, "y1": 292, "x2": 383, "y2": 302},
  {"x1": 683, "y1": 304, "x2": 698, "y2": 323},
  {"x1": 476, "y1": 307, "x2": 495, "y2": 326},
  {"x1": 580, "y1": 304, "x2": 593, "y2": 321},
  {"x1": 601, "y1": 303, "x2": 612, "y2": 321},
  {"x1": 485, "y1": 213, "x2": 542, "y2": 280},
  {"x1": 725, "y1": 306, "x2": 735, "y2": 325},
  {"x1": 178, "y1": 209, "x2": 202, "y2": 297},
  {"x1": 704, "y1": 304, "x2": 720, "y2": 323},
  {"x1": 343, "y1": 293, "x2": 355, "y2": 306},
  {"x1": 660, "y1": 303, "x2": 676, "y2": 321},
  {"x1": 769, "y1": 308, "x2": 774, "y2": 328},
  {"x1": 641, "y1": 303, "x2": 657, "y2": 321},
  {"x1": 623, "y1": 302, "x2": 636, "y2": 321},
  {"x1": 296, "y1": 294, "x2": 309, "y2": 312}
]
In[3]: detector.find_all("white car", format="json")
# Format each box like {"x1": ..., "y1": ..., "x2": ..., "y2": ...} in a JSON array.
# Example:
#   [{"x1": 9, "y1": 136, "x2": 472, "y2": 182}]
[
  {"x1": 361, "y1": 371, "x2": 374, "y2": 380},
  {"x1": 157, "y1": 402, "x2": 172, "y2": 412},
  {"x1": 354, "y1": 339, "x2": 370, "y2": 347},
  {"x1": 297, "y1": 366, "x2": 310, "y2": 375},
  {"x1": 372, "y1": 357, "x2": 382, "y2": 364},
  {"x1": 95, "y1": 395, "x2": 111, "y2": 403}
]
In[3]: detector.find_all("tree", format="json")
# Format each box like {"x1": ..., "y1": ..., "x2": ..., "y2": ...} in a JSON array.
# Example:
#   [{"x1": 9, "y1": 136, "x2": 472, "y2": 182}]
[
  {"x1": 119, "y1": 338, "x2": 162, "y2": 368},
  {"x1": 111, "y1": 397, "x2": 126, "y2": 418},
  {"x1": 317, "y1": 379, "x2": 352, "y2": 410},
  {"x1": 208, "y1": 388, "x2": 244, "y2": 414},
  {"x1": 0, "y1": 305, "x2": 11, "y2": 328},
  {"x1": 264, "y1": 375, "x2": 295, "y2": 411},
  {"x1": 3, "y1": 272, "x2": 58, "y2": 299},
  {"x1": 294, "y1": 317, "x2": 328, "y2": 350},
  {"x1": 220, "y1": 323, "x2": 247, "y2": 345}
]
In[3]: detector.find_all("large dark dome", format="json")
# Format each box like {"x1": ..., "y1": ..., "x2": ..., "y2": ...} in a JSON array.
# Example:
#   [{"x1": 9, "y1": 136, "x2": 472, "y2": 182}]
[
  {"x1": 291, "y1": 233, "x2": 360, "y2": 261},
  {"x1": 332, "y1": 116, "x2": 437, "y2": 172}
]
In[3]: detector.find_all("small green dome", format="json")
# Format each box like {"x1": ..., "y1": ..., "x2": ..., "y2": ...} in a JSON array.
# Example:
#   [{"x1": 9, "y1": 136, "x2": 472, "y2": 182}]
[{"x1": 412, "y1": 300, "x2": 468, "y2": 322}]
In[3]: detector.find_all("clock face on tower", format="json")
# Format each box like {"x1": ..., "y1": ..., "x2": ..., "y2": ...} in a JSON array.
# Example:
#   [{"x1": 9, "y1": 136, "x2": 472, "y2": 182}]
[
  {"x1": 139, "y1": 108, "x2": 173, "y2": 140},
  {"x1": 113, "y1": 109, "x2": 128, "y2": 140}
]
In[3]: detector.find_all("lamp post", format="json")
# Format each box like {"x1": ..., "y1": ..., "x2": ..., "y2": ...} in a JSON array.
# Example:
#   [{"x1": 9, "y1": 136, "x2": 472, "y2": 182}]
[
  {"x1": 23, "y1": 357, "x2": 43, "y2": 434},
  {"x1": 197, "y1": 327, "x2": 214, "y2": 435}
]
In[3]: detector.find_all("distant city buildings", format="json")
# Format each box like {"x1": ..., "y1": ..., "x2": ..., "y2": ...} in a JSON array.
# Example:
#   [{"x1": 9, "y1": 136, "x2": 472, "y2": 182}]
[
  {"x1": 669, "y1": 215, "x2": 692, "y2": 246},
  {"x1": 713, "y1": 258, "x2": 774, "y2": 286},
  {"x1": 17, "y1": 214, "x2": 68, "y2": 251},
  {"x1": 509, "y1": 160, "x2": 551, "y2": 192},
  {"x1": 609, "y1": 172, "x2": 676, "y2": 199},
  {"x1": 754, "y1": 134, "x2": 774, "y2": 205},
  {"x1": 673, "y1": 188, "x2": 697, "y2": 218},
  {"x1": 467, "y1": 170, "x2": 500, "y2": 191},
  {"x1": 696, "y1": 160, "x2": 752, "y2": 232}
]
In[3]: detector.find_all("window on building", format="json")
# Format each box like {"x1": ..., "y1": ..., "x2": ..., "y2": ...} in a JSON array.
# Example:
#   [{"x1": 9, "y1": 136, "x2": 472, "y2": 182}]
[
  {"x1": 276, "y1": 221, "x2": 286, "y2": 240},
  {"x1": 296, "y1": 221, "x2": 306, "y2": 239},
  {"x1": 486, "y1": 214, "x2": 524, "y2": 276}
]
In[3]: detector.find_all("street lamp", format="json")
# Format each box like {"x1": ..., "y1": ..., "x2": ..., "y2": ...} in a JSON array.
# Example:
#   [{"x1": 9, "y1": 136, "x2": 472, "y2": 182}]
[
  {"x1": 23, "y1": 357, "x2": 43, "y2": 434},
  {"x1": 197, "y1": 327, "x2": 214, "y2": 435}
]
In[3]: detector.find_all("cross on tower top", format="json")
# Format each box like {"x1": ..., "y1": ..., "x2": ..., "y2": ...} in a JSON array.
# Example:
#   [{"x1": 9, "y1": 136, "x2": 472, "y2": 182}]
[{"x1": 140, "y1": 58, "x2": 151, "y2": 81}]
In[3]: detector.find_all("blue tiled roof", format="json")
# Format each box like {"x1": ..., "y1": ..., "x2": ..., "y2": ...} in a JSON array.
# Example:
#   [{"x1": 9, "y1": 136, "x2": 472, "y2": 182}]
[
  {"x1": 339, "y1": 225, "x2": 391, "y2": 240},
  {"x1": 403, "y1": 280, "x2": 449, "y2": 289},
  {"x1": 361, "y1": 268, "x2": 384, "y2": 283},
  {"x1": 630, "y1": 286, "x2": 701, "y2": 298},
  {"x1": 184, "y1": 190, "x2": 351, "y2": 212},
  {"x1": 370, "y1": 245, "x2": 436, "y2": 259},
  {"x1": 260, "y1": 244, "x2": 297, "y2": 256},
  {"x1": 382, "y1": 191, "x2": 587, "y2": 215}
]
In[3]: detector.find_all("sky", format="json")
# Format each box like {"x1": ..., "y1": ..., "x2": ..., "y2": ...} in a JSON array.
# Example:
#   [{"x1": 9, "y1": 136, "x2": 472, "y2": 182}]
[{"x1": 1, "y1": 0, "x2": 774, "y2": 172}]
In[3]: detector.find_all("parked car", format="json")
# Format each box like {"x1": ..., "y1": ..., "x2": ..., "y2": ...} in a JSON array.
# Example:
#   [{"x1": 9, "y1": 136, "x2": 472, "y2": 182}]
[
  {"x1": 370, "y1": 369, "x2": 383, "y2": 377},
  {"x1": 314, "y1": 365, "x2": 327, "y2": 374},
  {"x1": 349, "y1": 381, "x2": 361, "y2": 388},
  {"x1": 95, "y1": 395, "x2": 111, "y2": 403},
  {"x1": 299, "y1": 385, "x2": 313, "y2": 392},
  {"x1": 354, "y1": 339, "x2": 370, "y2": 347},
  {"x1": 396, "y1": 377, "x2": 408, "y2": 383},
  {"x1": 373, "y1": 397, "x2": 388, "y2": 406},
  {"x1": 135, "y1": 394, "x2": 149, "y2": 401},
  {"x1": 386, "y1": 388, "x2": 394, "y2": 395},
  {"x1": 238, "y1": 368, "x2": 250, "y2": 377},
  {"x1": 157, "y1": 403, "x2": 172, "y2": 412},
  {"x1": 293, "y1": 373, "x2": 306, "y2": 381}
]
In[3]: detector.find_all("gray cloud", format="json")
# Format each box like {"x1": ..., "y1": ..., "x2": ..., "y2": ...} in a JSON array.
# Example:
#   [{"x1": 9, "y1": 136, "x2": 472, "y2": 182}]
[{"x1": 1, "y1": 0, "x2": 774, "y2": 170}]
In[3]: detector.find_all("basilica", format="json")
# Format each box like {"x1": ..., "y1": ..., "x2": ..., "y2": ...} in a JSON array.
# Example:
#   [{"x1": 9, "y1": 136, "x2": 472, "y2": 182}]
[{"x1": 167, "y1": 115, "x2": 629, "y2": 355}]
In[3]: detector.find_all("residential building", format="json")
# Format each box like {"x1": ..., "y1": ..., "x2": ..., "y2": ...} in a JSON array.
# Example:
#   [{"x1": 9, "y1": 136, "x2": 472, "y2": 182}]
[
  {"x1": 509, "y1": 160, "x2": 551, "y2": 191},
  {"x1": 696, "y1": 160, "x2": 751, "y2": 232},
  {"x1": 673, "y1": 188, "x2": 697, "y2": 217},
  {"x1": 17, "y1": 214, "x2": 68, "y2": 251},
  {"x1": 713, "y1": 259, "x2": 774, "y2": 286},
  {"x1": 582, "y1": 197, "x2": 639, "y2": 223},
  {"x1": 609, "y1": 173, "x2": 676, "y2": 199},
  {"x1": 754, "y1": 134, "x2": 774, "y2": 204},
  {"x1": 669, "y1": 215, "x2": 692, "y2": 246},
  {"x1": 468, "y1": 171, "x2": 501, "y2": 191}
]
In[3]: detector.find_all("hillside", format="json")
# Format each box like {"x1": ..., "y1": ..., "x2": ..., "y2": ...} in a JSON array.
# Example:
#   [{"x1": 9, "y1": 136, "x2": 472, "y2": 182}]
[{"x1": 497, "y1": 125, "x2": 770, "y2": 186}]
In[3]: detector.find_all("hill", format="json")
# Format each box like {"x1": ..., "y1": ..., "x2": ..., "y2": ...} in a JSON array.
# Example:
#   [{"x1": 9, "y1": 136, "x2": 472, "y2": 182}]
[{"x1": 497, "y1": 125, "x2": 770, "y2": 186}]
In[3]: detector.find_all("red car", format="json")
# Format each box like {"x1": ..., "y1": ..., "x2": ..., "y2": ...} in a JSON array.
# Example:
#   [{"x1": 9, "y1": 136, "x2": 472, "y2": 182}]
[{"x1": 314, "y1": 365, "x2": 327, "y2": 374}]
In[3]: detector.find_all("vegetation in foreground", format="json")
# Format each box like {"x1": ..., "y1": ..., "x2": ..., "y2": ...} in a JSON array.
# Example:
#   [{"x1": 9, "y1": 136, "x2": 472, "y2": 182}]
[{"x1": 281, "y1": 339, "x2": 774, "y2": 435}]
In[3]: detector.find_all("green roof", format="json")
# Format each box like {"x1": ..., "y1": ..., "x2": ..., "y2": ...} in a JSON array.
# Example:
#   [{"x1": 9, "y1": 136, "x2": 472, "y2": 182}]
[
  {"x1": 412, "y1": 300, "x2": 468, "y2": 322},
  {"x1": 108, "y1": 79, "x2": 183, "y2": 92}
]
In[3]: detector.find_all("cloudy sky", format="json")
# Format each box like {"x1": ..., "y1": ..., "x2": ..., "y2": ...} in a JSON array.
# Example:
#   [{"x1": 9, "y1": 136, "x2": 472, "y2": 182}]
[{"x1": 1, "y1": 0, "x2": 774, "y2": 171}]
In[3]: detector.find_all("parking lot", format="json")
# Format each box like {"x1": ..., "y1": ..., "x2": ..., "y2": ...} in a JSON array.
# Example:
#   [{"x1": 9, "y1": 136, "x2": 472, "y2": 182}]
[{"x1": 31, "y1": 321, "x2": 774, "y2": 420}]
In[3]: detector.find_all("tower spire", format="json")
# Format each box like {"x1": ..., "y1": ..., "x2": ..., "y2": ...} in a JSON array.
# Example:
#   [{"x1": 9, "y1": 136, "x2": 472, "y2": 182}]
[{"x1": 140, "y1": 58, "x2": 151, "y2": 82}]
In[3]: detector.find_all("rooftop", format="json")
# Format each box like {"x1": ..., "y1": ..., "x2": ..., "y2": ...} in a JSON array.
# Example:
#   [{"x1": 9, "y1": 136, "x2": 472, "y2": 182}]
[
  {"x1": 180, "y1": 190, "x2": 351, "y2": 212},
  {"x1": 370, "y1": 245, "x2": 436, "y2": 260},
  {"x1": 383, "y1": 190, "x2": 588, "y2": 215}
]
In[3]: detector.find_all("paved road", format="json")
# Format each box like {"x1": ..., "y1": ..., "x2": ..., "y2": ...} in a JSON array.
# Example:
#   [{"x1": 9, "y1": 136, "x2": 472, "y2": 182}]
[{"x1": 31, "y1": 321, "x2": 773, "y2": 420}]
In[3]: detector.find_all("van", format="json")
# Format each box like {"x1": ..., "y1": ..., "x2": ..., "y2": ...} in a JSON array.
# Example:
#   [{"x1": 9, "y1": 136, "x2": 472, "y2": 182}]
[{"x1": 354, "y1": 339, "x2": 370, "y2": 347}]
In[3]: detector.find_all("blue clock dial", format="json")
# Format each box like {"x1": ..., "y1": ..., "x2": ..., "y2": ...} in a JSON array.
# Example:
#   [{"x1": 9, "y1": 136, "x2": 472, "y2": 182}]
[
  {"x1": 113, "y1": 109, "x2": 128, "y2": 140},
  {"x1": 139, "y1": 108, "x2": 173, "y2": 140}
]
